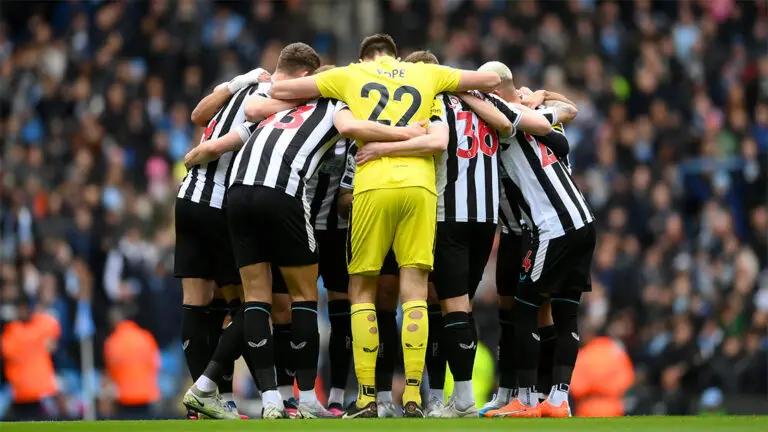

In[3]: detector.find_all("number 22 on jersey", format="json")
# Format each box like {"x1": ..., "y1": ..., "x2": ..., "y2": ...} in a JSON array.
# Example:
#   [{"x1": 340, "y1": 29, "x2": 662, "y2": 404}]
[{"x1": 360, "y1": 82, "x2": 422, "y2": 126}]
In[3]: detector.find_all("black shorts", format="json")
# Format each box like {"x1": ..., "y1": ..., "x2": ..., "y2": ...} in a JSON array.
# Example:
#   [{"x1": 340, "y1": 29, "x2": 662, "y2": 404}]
[
  {"x1": 227, "y1": 184, "x2": 318, "y2": 268},
  {"x1": 518, "y1": 223, "x2": 596, "y2": 295},
  {"x1": 496, "y1": 230, "x2": 523, "y2": 297},
  {"x1": 432, "y1": 221, "x2": 497, "y2": 301},
  {"x1": 381, "y1": 249, "x2": 399, "y2": 276},
  {"x1": 174, "y1": 198, "x2": 240, "y2": 287},
  {"x1": 317, "y1": 229, "x2": 349, "y2": 293}
]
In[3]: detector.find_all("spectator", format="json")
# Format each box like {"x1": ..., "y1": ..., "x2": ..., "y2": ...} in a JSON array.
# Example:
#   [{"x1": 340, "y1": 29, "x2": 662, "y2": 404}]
[
  {"x1": 103, "y1": 307, "x2": 160, "y2": 420},
  {"x1": 1, "y1": 296, "x2": 61, "y2": 421}
]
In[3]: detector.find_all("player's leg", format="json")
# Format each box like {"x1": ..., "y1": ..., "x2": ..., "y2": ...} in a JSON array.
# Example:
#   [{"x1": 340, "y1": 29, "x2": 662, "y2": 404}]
[
  {"x1": 375, "y1": 253, "x2": 400, "y2": 417},
  {"x1": 541, "y1": 224, "x2": 596, "y2": 418},
  {"x1": 485, "y1": 230, "x2": 522, "y2": 416},
  {"x1": 393, "y1": 187, "x2": 437, "y2": 417},
  {"x1": 429, "y1": 222, "x2": 472, "y2": 417},
  {"x1": 274, "y1": 193, "x2": 333, "y2": 418},
  {"x1": 344, "y1": 189, "x2": 394, "y2": 418},
  {"x1": 488, "y1": 232, "x2": 572, "y2": 418},
  {"x1": 435, "y1": 222, "x2": 496, "y2": 418},
  {"x1": 180, "y1": 279, "x2": 215, "y2": 381},
  {"x1": 271, "y1": 272, "x2": 296, "y2": 417},
  {"x1": 318, "y1": 229, "x2": 352, "y2": 415},
  {"x1": 537, "y1": 302, "x2": 556, "y2": 403},
  {"x1": 210, "y1": 285, "x2": 242, "y2": 417},
  {"x1": 424, "y1": 283, "x2": 445, "y2": 415},
  {"x1": 229, "y1": 185, "x2": 284, "y2": 419},
  {"x1": 209, "y1": 224, "x2": 248, "y2": 415},
  {"x1": 174, "y1": 200, "x2": 217, "y2": 385}
]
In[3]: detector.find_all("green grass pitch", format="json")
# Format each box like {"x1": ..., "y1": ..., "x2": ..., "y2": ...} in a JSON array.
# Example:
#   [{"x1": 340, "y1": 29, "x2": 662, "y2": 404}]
[{"x1": 1, "y1": 417, "x2": 767, "y2": 432}]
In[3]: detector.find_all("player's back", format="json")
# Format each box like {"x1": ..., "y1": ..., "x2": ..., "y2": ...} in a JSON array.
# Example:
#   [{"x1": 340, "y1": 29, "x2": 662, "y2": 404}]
[
  {"x1": 316, "y1": 56, "x2": 461, "y2": 195},
  {"x1": 342, "y1": 57, "x2": 450, "y2": 127}
]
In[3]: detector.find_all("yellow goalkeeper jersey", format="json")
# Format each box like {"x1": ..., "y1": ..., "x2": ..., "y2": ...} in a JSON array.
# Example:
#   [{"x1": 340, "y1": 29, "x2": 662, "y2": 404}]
[{"x1": 315, "y1": 56, "x2": 461, "y2": 195}]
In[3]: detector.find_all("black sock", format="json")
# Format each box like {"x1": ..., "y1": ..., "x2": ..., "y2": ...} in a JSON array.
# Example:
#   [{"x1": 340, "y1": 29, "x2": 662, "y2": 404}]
[
  {"x1": 468, "y1": 312, "x2": 478, "y2": 343},
  {"x1": 204, "y1": 304, "x2": 245, "y2": 386},
  {"x1": 551, "y1": 296, "x2": 580, "y2": 386},
  {"x1": 513, "y1": 298, "x2": 541, "y2": 390},
  {"x1": 207, "y1": 300, "x2": 230, "y2": 392},
  {"x1": 208, "y1": 299, "x2": 229, "y2": 344},
  {"x1": 273, "y1": 323, "x2": 293, "y2": 389},
  {"x1": 425, "y1": 304, "x2": 445, "y2": 390},
  {"x1": 291, "y1": 301, "x2": 319, "y2": 392},
  {"x1": 498, "y1": 308, "x2": 516, "y2": 389},
  {"x1": 328, "y1": 300, "x2": 352, "y2": 390},
  {"x1": 242, "y1": 302, "x2": 277, "y2": 392},
  {"x1": 182, "y1": 305, "x2": 211, "y2": 381},
  {"x1": 375, "y1": 310, "x2": 398, "y2": 392},
  {"x1": 442, "y1": 311, "x2": 476, "y2": 382},
  {"x1": 537, "y1": 324, "x2": 556, "y2": 397}
]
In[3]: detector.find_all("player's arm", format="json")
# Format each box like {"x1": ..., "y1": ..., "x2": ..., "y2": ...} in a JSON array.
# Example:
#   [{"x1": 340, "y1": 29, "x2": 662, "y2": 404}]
[
  {"x1": 184, "y1": 121, "x2": 257, "y2": 168},
  {"x1": 456, "y1": 92, "x2": 513, "y2": 137},
  {"x1": 486, "y1": 95, "x2": 552, "y2": 136},
  {"x1": 270, "y1": 76, "x2": 322, "y2": 100},
  {"x1": 244, "y1": 96, "x2": 305, "y2": 123},
  {"x1": 190, "y1": 83, "x2": 232, "y2": 126},
  {"x1": 356, "y1": 124, "x2": 449, "y2": 165},
  {"x1": 523, "y1": 90, "x2": 578, "y2": 123},
  {"x1": 428, "y1": 64, "x2": 501, "y2": 94},
  {"x1": 455, "y1": 70, "x2": 501, "y2": 93},
  {"x1": 191, "y1": 68, "x2": 270, "y2": 126},
  {"x1": 334, "y1": 109, "x2": 426, "y2": 142}
]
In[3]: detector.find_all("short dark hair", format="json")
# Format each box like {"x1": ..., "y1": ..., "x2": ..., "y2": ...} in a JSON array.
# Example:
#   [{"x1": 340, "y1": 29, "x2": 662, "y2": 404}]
[
  {"x1": 359, "y1": 33, "x2": 397, "y2": 60},
  {"x1": 276, "y1": 42, "x2": 321, "y2": 75},
  {"x1": 403, "y1": 50, "x2": 439, "y2": 65},
  {"x1": 314, "y1": 65, "x2": 335, "y2": 74}
]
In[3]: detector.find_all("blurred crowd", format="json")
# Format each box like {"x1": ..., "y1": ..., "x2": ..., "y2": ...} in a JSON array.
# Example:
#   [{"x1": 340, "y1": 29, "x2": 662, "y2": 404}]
[{"x1": 0, "y1": 0, "x2": 766, "y2": 420}]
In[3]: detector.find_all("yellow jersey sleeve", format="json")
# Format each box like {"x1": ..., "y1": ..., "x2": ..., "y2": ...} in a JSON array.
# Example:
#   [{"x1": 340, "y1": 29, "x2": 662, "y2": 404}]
[
  {"x1": 424, "y1": 64, "x2": 462, "y2": 94},
  {"x1": 315, "y1": 66, "x2": 352, "y2": 101}
]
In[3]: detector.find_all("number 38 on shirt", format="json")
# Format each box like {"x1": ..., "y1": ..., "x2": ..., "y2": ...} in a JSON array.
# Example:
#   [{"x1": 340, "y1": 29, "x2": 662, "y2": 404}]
[{"x1": 456, "y1": 111, "x2": 498, "y2": 159}]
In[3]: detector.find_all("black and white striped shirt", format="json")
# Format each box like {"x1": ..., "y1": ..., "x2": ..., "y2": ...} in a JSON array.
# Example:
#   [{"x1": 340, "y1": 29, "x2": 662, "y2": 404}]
[
  {"x1": 492, "y1": 96, "x2": 594, "y2": 241},
  {"x1": 306, "y1": 138, "x2": 350, "y2": 230},
  {"x1": 177, "y1": 82, "x2": 271, "y2": 208},
  {"x1": 229, "y1": 98, "x2": 347, "y2": 200},
  {"x1": 431, "y1": 93, "x2": 508, "y2": 223}
]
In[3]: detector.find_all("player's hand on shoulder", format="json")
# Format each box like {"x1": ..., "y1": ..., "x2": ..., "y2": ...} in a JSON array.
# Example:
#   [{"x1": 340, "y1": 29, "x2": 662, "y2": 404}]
[
  {"x1": 404, "y1": 120, "x2": 427, "y2": 139},
  {"x1": 522, "y1": 89, "x2": 545, "y2": 109},
  {"x1": 356, "y1": 144, "x2": 382, "y2": 165}
]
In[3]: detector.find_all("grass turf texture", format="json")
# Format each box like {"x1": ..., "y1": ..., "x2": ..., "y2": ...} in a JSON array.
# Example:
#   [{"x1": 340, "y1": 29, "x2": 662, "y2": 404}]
[{"x1": 1, "y1": 417, "x2": 766, "y2": 432}]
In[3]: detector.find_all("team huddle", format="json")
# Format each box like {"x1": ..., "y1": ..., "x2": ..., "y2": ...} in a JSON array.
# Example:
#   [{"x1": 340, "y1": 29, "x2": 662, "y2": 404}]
[{"x1": 174, "y1": 33, "x2": 595, "y2": 420}]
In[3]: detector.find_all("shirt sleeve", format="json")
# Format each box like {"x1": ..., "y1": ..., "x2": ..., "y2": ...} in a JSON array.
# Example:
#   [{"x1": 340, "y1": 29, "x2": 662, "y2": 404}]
[
  {"x1": 340, "y1": 141, "x2": 357, "y2": 190},
  {"x1": 429, "y1": 94, "x2": 447, "y2": 127},
  {"x1": 235, "y1": 122, "x2": 258, "y2": 143},
  {"x1": 536, "y1": 106, "x2": 559, "y2": 126},
  {"x1": 426, "y1": 64, "x2": 462, "y2": 93},
  {"x1": 332, "y1": 99, "x2": 349, "y2": 115},
  {"x1": 315, "y1": 66, "x2": 351, "y2": 101},
  {"x1": 486, "y1": 94, "x2": 522, "y2": 133}
]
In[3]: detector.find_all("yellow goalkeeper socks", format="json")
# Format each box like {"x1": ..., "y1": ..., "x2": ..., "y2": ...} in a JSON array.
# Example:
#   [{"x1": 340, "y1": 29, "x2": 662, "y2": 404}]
[
  {"x1": 401, "y1": 300, "x2": 429, "y2": 406},
  {"x1": 351, "y1": 302, "x2": 378, "y2": 408}
]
